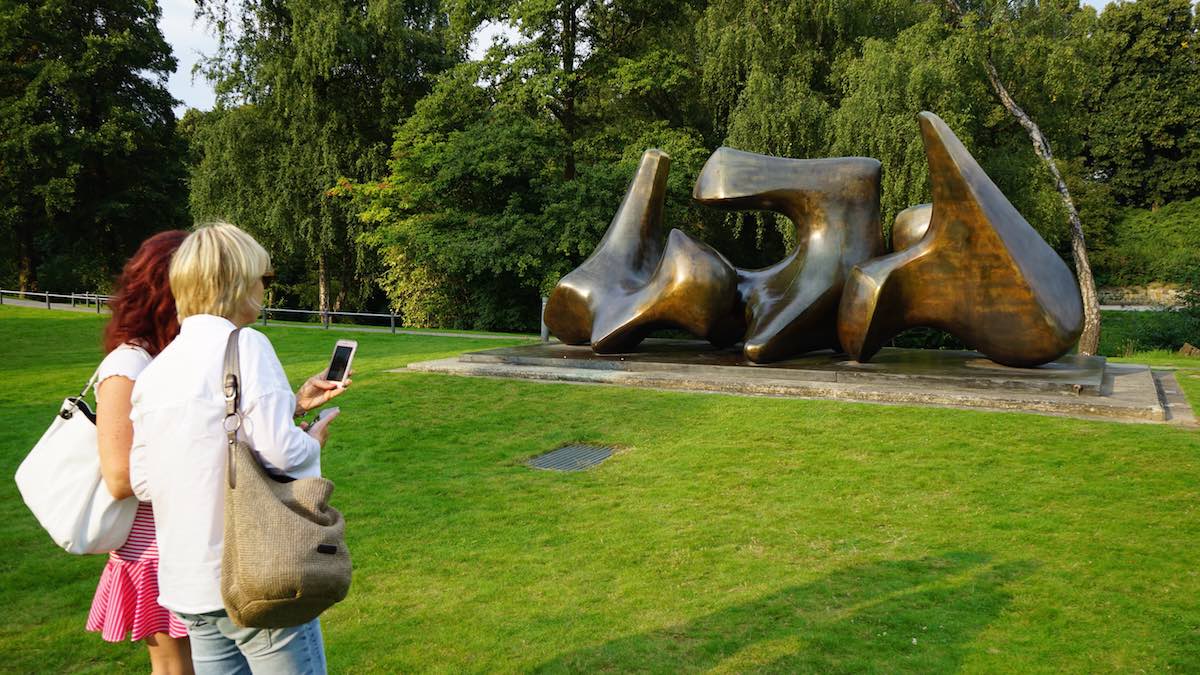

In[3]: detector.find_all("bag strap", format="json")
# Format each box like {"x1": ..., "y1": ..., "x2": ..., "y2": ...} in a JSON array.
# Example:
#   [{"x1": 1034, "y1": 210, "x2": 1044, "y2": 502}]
[
  {"x1": 222, "y1": 328, "x2": 243, "y2": 489},
  {"x1": 76, "y1": 369, "x2": 101, "y2": 401}
]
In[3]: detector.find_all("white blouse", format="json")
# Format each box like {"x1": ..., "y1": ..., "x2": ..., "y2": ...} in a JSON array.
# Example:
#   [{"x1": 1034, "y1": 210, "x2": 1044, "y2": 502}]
[{"x1": 129, "y1": 314, "x2": 320, "y2": 614}]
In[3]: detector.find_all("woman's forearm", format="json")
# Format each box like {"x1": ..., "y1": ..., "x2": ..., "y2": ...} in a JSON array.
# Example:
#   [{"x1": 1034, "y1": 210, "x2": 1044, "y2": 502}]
[{"x1": 245, "y1": 390, "x2": 322, "y2": 478}]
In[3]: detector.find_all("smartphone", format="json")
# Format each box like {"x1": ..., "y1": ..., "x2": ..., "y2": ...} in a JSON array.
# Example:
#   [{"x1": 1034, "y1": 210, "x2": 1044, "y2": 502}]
[
  {"x1": 315, "y1": 406, "x2": 340, "y2": 424},
  {"x1": 325, "y1": 339, "x2": 357, "y2": 387}
]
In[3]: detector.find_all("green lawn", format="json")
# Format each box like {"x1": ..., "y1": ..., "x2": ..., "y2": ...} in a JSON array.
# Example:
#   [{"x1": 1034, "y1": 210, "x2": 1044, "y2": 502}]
[{"x1": 3, "y1": 304, "x2": 1200, "y2": 673}]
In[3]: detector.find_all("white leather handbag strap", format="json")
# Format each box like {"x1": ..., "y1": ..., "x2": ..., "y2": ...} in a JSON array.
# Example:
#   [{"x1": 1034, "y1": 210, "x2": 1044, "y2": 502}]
[
  {"x1": 61, "y1": 369, "x2": 101, "y2": 420},
  {"x1": 78, "y1": 369, "x2": 100, "y2": 400}
]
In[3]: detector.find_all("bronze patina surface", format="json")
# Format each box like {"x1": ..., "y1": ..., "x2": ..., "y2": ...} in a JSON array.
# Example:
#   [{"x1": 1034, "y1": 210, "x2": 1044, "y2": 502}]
[
  {"x1": 693, "y1": 148, "x2": 885, "y2": 362},
  {"x1": 542, "y1": 150, "x2": 745, "y2": 352},
  {"x1": 891, "y1": 203, "x2": 931, "y2": 251},
  {"x1": 544, "y1": 112, "x2": 1084, "y2": 369},
  {"x1": 544, "y1": 147, "x2": 885, "y2": 362},
  {"x1": 837, "y1": 113, "x2": 1084, "y2": 367}
]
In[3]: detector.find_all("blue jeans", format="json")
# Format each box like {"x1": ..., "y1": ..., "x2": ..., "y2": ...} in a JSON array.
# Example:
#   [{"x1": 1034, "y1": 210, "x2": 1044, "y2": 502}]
[{"x1": 174, "y1": 610, "x2": 326, "y2": 675}]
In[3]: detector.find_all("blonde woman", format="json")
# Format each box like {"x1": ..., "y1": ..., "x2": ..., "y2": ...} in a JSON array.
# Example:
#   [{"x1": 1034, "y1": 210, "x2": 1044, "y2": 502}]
[{"x1": 129, "y1": 223, "x2": 349, "y2": 674}]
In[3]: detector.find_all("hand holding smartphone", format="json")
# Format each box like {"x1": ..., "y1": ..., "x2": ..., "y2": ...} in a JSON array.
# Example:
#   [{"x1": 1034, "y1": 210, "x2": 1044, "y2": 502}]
[{"x1": 297, "y1": 340, "x2": 357, "y2": 446}]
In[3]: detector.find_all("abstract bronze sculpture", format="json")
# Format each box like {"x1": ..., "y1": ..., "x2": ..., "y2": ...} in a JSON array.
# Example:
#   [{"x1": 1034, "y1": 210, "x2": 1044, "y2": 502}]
[
  {"x1": 837, "y1": 113, "x2": 1083, "y2": 367},
  {"x1": 543, "y1": 112, "x2": 1085, "y2": 368}
]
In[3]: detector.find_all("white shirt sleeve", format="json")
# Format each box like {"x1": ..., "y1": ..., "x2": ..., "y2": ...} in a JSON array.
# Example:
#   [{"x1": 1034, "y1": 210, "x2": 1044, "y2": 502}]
[
  {"x1": 129, "y1": 434, "x2": 151, "y2": 502},
  {"x1": 236, "y1": 329, "x2": 321, "y2": 479},
  {"x1": 97, "y1": 345, "x2": 151, "y2": 383}
]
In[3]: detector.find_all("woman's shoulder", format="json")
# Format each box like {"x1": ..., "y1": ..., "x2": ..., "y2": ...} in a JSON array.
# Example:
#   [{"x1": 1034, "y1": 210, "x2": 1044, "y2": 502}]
[
  {"x1": 236, "y1": 326, "x2": 276, "y2": 355},
  {"x1": 97, "y1": 343, "x2": 153, "y2": 382},
  {"x1": 235, "y1": 327, "x2": 288, "y2": 385}
]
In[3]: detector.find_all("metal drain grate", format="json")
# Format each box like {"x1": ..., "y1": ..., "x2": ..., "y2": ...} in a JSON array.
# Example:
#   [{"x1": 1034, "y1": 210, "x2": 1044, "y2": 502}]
[{"x1": 528, "y1": 444, "x2": 613, "y2": 471}]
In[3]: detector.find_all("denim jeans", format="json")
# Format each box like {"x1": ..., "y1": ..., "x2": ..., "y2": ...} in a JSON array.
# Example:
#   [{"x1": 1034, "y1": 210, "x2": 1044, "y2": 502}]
[{"x1": 174, "y1": 609, "x2": 326, "y2": 675}]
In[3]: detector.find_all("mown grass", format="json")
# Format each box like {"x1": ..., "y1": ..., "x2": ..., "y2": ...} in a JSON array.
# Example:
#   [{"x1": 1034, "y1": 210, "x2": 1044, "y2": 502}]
[{"x1": 3, "y1": 304, "x2": 1200, "y2": 673}]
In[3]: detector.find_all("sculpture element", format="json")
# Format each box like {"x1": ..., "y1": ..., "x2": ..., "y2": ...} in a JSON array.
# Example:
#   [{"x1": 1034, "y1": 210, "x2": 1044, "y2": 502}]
[
  {"x1": 543, "y1": 150, "x2": 744, "y2": 352},
  {"x1": 694, "y1": 148, "x2": 884, "y2": 362},
  {"x1": 836, "y1": 112, "x2": 1083, "y2": 367}
]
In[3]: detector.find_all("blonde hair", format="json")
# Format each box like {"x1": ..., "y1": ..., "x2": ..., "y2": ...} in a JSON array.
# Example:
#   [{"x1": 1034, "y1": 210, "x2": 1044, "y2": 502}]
[{"x1": 170, "y1": 222, "x2": 272, "y2": 320}]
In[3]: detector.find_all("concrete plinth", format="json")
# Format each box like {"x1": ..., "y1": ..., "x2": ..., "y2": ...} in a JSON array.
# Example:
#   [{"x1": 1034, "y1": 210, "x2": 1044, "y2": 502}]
[{"x1": 402, "y1": 340, "x2": 1192, "y2": 425}]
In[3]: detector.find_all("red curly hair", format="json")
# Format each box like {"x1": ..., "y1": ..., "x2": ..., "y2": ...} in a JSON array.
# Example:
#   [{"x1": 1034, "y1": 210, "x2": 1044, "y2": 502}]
[{"x1": 103, "y1": 230, "x2": 189, "y2": 356}]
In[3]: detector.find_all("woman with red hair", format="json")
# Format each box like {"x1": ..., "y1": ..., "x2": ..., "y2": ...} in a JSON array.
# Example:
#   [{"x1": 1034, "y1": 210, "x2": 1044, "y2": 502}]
[{"x1": 86, "y1": 230, "x2": 193, "y2": 674}]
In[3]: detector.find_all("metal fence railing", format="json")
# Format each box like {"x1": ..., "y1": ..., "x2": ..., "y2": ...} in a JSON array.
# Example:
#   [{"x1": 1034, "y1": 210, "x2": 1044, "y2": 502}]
[
  {"x1": 0, "y1": 288, "x2": 541, "y2": 338},
  {"x1": 0, "y1": 289, "x2": 111, "y2": 313}
]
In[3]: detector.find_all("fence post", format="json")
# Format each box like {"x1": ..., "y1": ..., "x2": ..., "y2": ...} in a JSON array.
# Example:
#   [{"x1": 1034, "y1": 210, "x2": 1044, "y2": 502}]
[
  {"x1": 96, "y1": 291, "x2": 101, "y2": 314},
  {"x1": 261, "y1": 308, "x2": 267, "y2": 326},
  {"x1": 1, "y1": 290, "x2": 4, "y2": 305},
  {"x1": 540, "y1": 296, "x2": 549, "y2": 342},
  {"x1": 71, "y1": 292, "x2": 76, "y2": 308},
  {"x1": 46, "y1": 291, "x2": 51, "y2": 310},
  {"x1": 323, "y1": 311, "x2": 330, "y2": 329},
  {"x1": 390, "y1": 311, "x2": 396, "y2": 334}
]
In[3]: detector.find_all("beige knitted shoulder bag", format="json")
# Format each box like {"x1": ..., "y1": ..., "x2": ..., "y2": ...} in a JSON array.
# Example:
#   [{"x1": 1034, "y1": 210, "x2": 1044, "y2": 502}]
[{"x1": 220, "y1": 328, "x2": 352, "y2": 628}]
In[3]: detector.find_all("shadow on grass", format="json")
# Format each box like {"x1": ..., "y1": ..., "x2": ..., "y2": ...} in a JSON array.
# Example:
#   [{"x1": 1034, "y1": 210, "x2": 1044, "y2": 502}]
[{"x1": 535, "y1": 552, "x2": 1032, "y2": 673}]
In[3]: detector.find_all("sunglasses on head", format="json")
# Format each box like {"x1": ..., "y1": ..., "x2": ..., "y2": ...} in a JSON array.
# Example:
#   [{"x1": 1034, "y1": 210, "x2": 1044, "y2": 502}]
[{"x1": 262, "y1": 272, "x2": 275, "y2": 289}]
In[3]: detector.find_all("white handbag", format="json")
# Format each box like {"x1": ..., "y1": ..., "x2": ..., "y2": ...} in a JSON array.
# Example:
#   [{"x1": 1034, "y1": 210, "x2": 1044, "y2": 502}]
[{"x1": 15, "y1": 370, "x2": 138, "y2": 554}]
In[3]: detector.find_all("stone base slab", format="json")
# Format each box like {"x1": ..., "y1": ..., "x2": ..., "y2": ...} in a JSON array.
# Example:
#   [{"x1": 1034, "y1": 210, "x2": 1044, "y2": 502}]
[
  {"x1": 401, "y1": 342, "x2": 1189, "y2": 425},
  {"x1": 459, "y1": 341, "x2": 1107, "y2": 395}
]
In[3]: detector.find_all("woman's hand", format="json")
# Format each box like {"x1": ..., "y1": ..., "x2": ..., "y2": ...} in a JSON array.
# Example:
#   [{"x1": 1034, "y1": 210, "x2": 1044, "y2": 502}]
[
  {"x1": 294, "y1": 368, "x2": 352, "y2": 416},
  {"x1": 305, "y1": 408, "x2": 340, "y2": 447}
]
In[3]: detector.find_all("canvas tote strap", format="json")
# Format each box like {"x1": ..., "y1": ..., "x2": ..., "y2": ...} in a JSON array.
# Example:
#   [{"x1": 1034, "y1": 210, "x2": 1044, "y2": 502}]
[{"x1": 222, "y1": 328, "x2": 243, "y2": 489}]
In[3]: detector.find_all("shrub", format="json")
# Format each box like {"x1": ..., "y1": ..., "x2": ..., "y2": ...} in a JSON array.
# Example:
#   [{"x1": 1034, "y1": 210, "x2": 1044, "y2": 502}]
[
  {"x1": 1098, "y1": 310, "x2": 1200, "y2": 356},
  {"x1": 1091, "y1": 197, "x2": 1200, "y2": 287}
]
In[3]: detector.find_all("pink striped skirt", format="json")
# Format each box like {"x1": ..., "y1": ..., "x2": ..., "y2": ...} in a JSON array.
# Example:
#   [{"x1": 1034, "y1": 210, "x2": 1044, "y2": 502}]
[{"x1": 86, "y1": 502, "x2": 188, "y2": 642}]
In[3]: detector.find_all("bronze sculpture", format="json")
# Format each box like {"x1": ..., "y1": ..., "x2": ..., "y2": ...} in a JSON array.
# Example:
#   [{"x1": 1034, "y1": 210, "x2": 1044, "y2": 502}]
[
  {"x1": 837, "y1": 113, "x2": 1083, "y2": 367},
  {"x1": 543, "y1": 112, "x2": 1085, "y2": 369}
]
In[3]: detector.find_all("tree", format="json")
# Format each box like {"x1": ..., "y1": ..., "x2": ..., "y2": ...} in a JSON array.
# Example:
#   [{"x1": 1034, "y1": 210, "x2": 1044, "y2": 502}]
[
  {"x1": 0, "y1": 0, "x2": 187, "y2": 292},
  {"x1": 1088, "y1": 0, "x2": 1200, "y2": 209},
  {"x1": 189, "y1": 0, "x2": 453, "y2": 313},
  {"x1": 346, "y1": 0, "x2": 714, "y2": 330},
  {"x1": 829, "y1": 16, "x2": 994, "y2": 234}
]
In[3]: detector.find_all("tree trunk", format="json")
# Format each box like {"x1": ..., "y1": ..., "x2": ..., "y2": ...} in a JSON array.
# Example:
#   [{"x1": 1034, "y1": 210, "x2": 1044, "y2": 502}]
[
  {"x1": 982, "y1": 60, "x2": 1102, "y2": 355},
  {"x1": 560, "y1": 1, "x2": 578, "y2": 181},
  {"x1": 17, "y1": 225, "x2": 35, "y2": 293},
  {"x1": 317, "y1": 253, "x2": 329, "y2": 318},
  {"x1": 333, "y1": 285, "x2": 346, "y2": 313}
]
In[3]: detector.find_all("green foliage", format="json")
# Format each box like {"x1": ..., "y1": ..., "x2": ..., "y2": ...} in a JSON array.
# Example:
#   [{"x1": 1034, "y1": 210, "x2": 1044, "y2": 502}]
[
  {"x1": 1091, "y1": 197, "x2": 1200, "y2": 286},
  {"x1": 830, "y1": 1, "x2": 1106, "y2": 249},
  {"x1": 4, "y1": 0, "x2": 1198, "y2": 334},
  {"x1": 188, "y1": 0, "x2": 454, "y2": 311},
  {"x1": 0, "y1": 0, "x2": 187, "y2": 291},
  {"x1": 830, "y1": 16, "x2": 990, "y2": 236},
  {"x1": 1088, "y1": 0, "x2": 1200, "y2": 209},
  {"x1": 1098, "y1": 309, "x2": 1200, "y2": 355},
  {"x1": 696, "y1": 0, "x2": 925, "y2": 243},
  {"x1": 351, "y1": 1, "x2": 716, "y2": 330}
]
